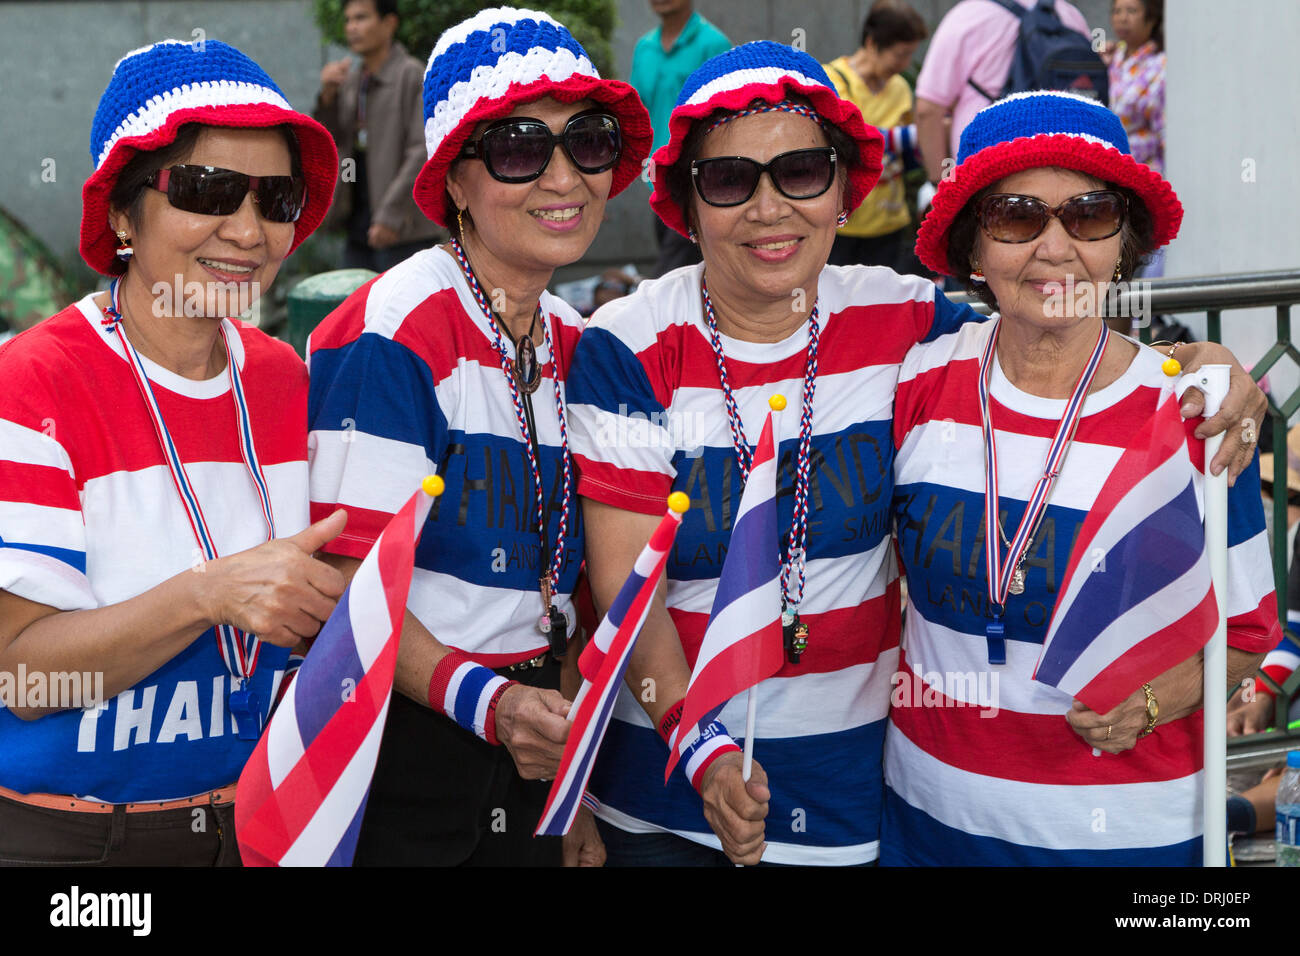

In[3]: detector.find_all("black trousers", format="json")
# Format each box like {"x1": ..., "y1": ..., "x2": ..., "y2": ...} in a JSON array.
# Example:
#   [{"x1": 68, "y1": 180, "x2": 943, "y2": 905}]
[
  {"x1": 352, "y1": 659, "x2": 563, "y2": 866},
  {"x1": 0, "y1": 792, "x2": 242, "y2": 867}
]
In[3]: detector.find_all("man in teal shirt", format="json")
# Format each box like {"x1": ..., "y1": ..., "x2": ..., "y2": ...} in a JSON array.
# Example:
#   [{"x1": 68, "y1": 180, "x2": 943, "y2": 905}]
[{"x1": 629, "y1": 0, "x2": 731, "y2": 276}]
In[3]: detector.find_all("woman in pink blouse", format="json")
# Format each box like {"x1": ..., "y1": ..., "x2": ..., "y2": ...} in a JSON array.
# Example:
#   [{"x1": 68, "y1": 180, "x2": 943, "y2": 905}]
[{"x1": 1107, "y1": 0, "x2": 1165, "y2": 174}]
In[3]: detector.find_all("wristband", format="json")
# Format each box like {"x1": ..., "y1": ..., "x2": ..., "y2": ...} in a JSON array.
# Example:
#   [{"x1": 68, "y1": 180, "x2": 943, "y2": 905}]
[
  {"x1": 680, "y1": 721, "x2": 741, "y2": 793},
  {"x1": 658, "y1": 699, "x2": 685, "y2": 745},
  {"x1": 427, "y1": 650, "x2": 515, "y2": 743}
]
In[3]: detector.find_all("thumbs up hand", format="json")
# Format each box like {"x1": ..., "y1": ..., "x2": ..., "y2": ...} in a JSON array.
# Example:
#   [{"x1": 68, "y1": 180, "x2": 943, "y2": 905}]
[{"x1": 199, "y1": 510, "x2": 349, "y2": 647}]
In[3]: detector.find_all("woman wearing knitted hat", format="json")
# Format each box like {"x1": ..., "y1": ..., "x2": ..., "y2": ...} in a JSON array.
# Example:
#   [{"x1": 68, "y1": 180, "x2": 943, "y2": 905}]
[
  {"x1": 884, "y1": 90, "x2": 1278, "y2": 865},
  {"x1": 565, "y1": 44, "x2": 1265, "y2": 867},
  {"x1": 306, "y1": 7, "x2": 651, "y2": 865},
  {"x1": 0, "y1": 40, "x2": 343, "y2": 864}
]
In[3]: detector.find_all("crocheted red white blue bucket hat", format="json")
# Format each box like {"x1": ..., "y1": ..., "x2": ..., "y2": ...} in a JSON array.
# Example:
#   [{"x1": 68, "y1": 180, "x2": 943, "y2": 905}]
[
  {"x1": 81, "y1": 39, "x2": 338, "y2": 277},
  {"x1": 648, "y1": 41, "x2": 884, "y2": 239},
  {"x1": 915, "y1": 90, "x2": 1183, "y2": 277},
  {"x1": 413, "y1": 6, "x2": 653, "y2": 227}
]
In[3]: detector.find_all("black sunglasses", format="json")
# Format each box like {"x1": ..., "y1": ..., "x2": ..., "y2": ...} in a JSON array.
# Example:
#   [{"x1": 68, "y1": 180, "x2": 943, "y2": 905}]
[
  {"x1": 149, "y1": 165, "x2": 306, "y2": 223},
  {"x1": 691, "y1": 147, "x2": 837, "y2": 207},
  {"x1": 977, "y1": 190, "x2": 1127, "y2": 243},
  {"x1": 458, "y1": 110, "x2": 623, "y2": 183}
]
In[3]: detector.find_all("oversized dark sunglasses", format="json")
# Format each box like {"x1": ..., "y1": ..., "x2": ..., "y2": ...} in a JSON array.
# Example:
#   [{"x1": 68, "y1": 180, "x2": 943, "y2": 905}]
[
  {"x1": 977, "y1": 190, "x2": 1127, "y2": 243},
  {"x1": 691, "y1": 147, "x2": 837, "y2": 207},
  {"x1": 458, "y1": 111, "x2": 623, "y2": 183},
  {"x1": 148, "y1": 165, "x2": 306, "y2": 223}
]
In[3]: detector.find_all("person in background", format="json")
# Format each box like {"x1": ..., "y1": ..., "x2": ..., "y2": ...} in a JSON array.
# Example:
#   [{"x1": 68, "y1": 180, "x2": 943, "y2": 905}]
[
  {"x1": 315, "y1": 0, "x2": 441, "y2": 271},
  {"x1": 824, "y1": 0, "x2": 928, "y2": 273},
  {"x1": 914, "y1": 0, "x2": 1090, "y2": 203},
  {"x1": 1105, "y1": 0, "x2": 1165, "y2": 174},
  {"x1": 629, "y1": 0, "x2": 731, "y2": 277}
]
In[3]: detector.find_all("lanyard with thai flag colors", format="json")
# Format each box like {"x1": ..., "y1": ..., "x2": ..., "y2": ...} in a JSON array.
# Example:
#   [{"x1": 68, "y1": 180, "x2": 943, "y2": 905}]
[
  {"x1": 978, "y1": 318, "x2": 1108, "y2": 664},
  {"x1": 103, "y1": 277, "x2": 276, "y2": 732}
]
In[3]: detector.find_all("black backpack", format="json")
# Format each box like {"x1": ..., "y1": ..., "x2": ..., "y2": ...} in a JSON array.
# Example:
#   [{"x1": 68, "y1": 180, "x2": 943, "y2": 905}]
[{"x1": 969, "y1": 0, "x2": 1109, "y2": 103}]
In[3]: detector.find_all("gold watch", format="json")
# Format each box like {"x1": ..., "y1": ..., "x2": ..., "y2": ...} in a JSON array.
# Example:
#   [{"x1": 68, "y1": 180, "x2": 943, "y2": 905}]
[{"x1": 1138, "y1": 682, "x2": 1158, "y2": 737}]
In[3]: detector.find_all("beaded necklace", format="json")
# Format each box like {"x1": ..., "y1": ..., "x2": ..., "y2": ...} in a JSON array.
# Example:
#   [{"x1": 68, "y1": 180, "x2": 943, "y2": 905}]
[
  {"x1": 700, "y1": 274, "x2": 819, "y2": 664},
  {"x1": 449, "y1": 238, "x2": 574, "y2": 650}
]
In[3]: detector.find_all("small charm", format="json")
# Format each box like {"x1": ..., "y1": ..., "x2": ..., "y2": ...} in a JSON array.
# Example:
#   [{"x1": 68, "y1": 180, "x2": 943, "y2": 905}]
[
  {"x1": 537, "y1": 612, "x2": 552, "y2": 635},
  {"x1": 546, "y1": 606, "x2": 569, "y2": 658},
  {"x1": 1009, "y1": 565, "x2": 1026, "y2": 595},
  {"x1": 515, "y1": 334, "x2": 540, "y2": 394},
  {"x1": 783, "y1": 613, "x2": 808, "y2": 665},
  {"x1": 114, "y1": 229, "x2": 134, "y2": 263}
]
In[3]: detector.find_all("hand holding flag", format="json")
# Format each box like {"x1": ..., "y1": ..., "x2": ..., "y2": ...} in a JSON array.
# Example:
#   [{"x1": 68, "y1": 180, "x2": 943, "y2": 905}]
[
  {"x1": 665, "y1": 396, "x2": 786, "y2": 787},
  {"x1": 235, "y1": 475, "x2": 443, "y2": 867},
  {"x1": 535, "y1": 493, "x2": 690, "y2": 837}
]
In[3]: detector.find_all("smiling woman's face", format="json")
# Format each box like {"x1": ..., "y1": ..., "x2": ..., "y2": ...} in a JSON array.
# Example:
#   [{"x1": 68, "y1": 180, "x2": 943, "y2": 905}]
[
  {"x1": 110, "y1": 125, "x2": 296, "y2": 319},
  {"x1": 445, "y1": 96, "x2": 614, "y2": 278},
  {"x1": 976, "y1": 167, "x2": 1123, "y2": 330},
  {"x1": 690, "y1": 109, "x2": 844, "y2": 313}
]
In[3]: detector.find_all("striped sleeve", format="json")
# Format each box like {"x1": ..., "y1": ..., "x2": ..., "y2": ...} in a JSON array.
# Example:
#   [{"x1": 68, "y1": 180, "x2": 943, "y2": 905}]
[
  {"x1": 1223, "y1": 450, "x2": 1282, "y2": 654},
  {"x1": 308, "y1": 330, "x2": 443, "y2": 558},
  {"x1": 1261, "y1": 631, "x2": 1299, "y2": 697},
  {"x1": 0, "y1": 386, "x2": 95, "y2": 612},
  {"x1": 567, "y1": 323, "x2": 675, "y2": 516}
]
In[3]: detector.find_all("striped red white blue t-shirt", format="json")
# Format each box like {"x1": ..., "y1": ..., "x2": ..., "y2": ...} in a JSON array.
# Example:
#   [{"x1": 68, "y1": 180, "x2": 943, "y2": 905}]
[
  {"x1": 566, "y1": 263, "x2": 978, "y2": 865},
  {"x1": 885, "y1": 320, "x2": 1280, "y2": 865},
  {"x1": 0, "y1": 296, "x2": 307, "y2": 802},
  {"x1": 307, "y1": 247, "x2": 583, "y2": 664}
]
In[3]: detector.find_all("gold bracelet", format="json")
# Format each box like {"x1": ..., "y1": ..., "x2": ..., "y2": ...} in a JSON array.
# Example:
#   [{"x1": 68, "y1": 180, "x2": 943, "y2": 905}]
[{"x1": 1138, "y1": 682, "x2": 1159, "y2": 737}]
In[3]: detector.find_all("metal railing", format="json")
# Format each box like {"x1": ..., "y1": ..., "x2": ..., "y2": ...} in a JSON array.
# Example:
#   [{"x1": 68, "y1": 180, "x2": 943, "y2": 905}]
[{"x1": 952, "y1": 270, "x2": 1300, "y2": 768}]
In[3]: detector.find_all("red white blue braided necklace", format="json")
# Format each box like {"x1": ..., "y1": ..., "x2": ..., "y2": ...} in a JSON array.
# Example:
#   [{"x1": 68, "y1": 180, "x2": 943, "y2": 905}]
[
  {"x1": 700, "y1": 274, "x2": 819, "y2": 665},
  {"x1": 449, "y1": 237, "x2": 574, "y2": 652}
]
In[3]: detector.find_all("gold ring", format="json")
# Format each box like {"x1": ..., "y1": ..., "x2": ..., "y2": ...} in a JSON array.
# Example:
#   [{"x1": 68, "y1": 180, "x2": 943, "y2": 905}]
[{"x1": 1105, "y1": 725, "x2": 1112, "y2": 741}]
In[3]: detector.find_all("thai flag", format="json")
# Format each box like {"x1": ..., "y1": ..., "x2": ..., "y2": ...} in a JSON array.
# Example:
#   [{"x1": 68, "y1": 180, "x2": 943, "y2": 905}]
[
  {"x1": 1034, "y1": 393, "x2": 1216, "y2": 714},
  {"x1": 665, "y1": 410, "x2": 785, "y2": 783},
  {"x1": 535, "y1": 498, "x2": 686, "y2": 836},
  {"x1": 235, "y1": 481, "x2": 436, "y2": 866}
]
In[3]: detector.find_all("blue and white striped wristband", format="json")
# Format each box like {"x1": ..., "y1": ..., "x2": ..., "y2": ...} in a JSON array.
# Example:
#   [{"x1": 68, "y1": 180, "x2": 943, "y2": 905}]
[{"x1": 427, "y1": 651, "x2": 514, "y2": 743}]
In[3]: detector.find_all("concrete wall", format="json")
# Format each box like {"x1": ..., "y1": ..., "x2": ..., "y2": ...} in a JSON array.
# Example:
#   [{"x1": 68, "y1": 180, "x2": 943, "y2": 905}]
[
  {"x1": 1165, "y1": 0, "x2": 1300, "y2": 411},
  {"x1": 1, "y1": 0, "x2": 1114, "y2": 283}
]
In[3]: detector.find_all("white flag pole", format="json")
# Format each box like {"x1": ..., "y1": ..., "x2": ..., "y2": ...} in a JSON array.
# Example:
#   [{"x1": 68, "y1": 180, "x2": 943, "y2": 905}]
[
  {"x1": 1182, "y1": 366, "x2": 1232, "y2": 867},
  {"x1": 742, "y1": 686, "x2": 757, "y2": 781}
]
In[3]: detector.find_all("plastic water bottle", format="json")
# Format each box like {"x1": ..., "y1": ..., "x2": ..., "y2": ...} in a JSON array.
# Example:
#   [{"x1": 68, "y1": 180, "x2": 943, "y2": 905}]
[{"x1": 1276, "y1": 751, "x2": 1300, "y2": 866}]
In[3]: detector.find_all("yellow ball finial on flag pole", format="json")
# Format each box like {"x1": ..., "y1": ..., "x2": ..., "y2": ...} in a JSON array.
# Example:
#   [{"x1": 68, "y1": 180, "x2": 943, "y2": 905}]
[
  {"x1": 769, "y1": 394, "x2": 787, "y2": 411},
  {"x1": 422, "y1": 474, "x2": 445, "y2": 497},
  {"x1": 667, "y1": 492, "x2": 690, "y2": 514}
]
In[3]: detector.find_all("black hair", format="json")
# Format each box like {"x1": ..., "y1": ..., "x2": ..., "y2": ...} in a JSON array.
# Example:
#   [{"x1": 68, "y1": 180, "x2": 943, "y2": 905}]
[
  {"x1": 345, "y1": 0, "x2": 400, "y2": 20},
  {"x1": 860, "y1": 0, "x2": 929, "y2": 51},
  {"x1": 106, "y1": 123, "x2": 302, "y2": 274},
  {"x1": 945, "y1": 178, "x2": 1156, "y2": 311},
  {"x1": 659, "y1": 98, "x2": 861, "y2": 236}
]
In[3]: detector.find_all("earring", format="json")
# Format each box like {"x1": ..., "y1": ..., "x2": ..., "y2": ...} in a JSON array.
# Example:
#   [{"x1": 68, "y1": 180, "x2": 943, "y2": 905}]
[
  {"x1": 457, "y1": 206, "x2": 466, "y2": 239},
  {"x1": 1113, "y1": 260, "x2": 1123, "y2": 281},
  {"x1": 836, "y1": 210, "x2": 849, "y2": 227},
  {"x1": 969, "y1": 260, "x2": 985, "y2": 283},
  {"x1": 115, "y1": 229, "x2": 133, "y2": 263},
  {"x1": 688, "y1": 227, "x2": 698, "y2": 244}
]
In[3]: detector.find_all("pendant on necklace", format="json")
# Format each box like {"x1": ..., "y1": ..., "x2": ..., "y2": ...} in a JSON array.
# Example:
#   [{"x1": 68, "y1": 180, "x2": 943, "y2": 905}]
[
  {"x1": 1009, "y1": 565, "x2": 1026, "y2": 595},
  {"x1": 516, "y1": 334, "x2": 541, "y2": 394}
]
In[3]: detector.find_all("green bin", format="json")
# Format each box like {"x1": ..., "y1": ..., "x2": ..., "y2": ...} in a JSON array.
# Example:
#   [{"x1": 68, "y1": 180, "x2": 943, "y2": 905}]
[{"x1": 285, "y1": 268, "x2": 376, "y2": 356}]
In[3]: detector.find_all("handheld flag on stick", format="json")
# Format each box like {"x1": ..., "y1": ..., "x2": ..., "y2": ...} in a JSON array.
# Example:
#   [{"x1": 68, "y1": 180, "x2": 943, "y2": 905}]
[
  {"x1": 535, "y1": 493, "x2": 690, "y2": 836},
  {"x1": 666, "y1": 396, "x2": 785, "y2": 785},
  {"x1": 1033, "y1": 392, "x2": 1216, "y2": 714},
  {"x1": 235, "y1": 476, "x2": 442, "y2": 866}
]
